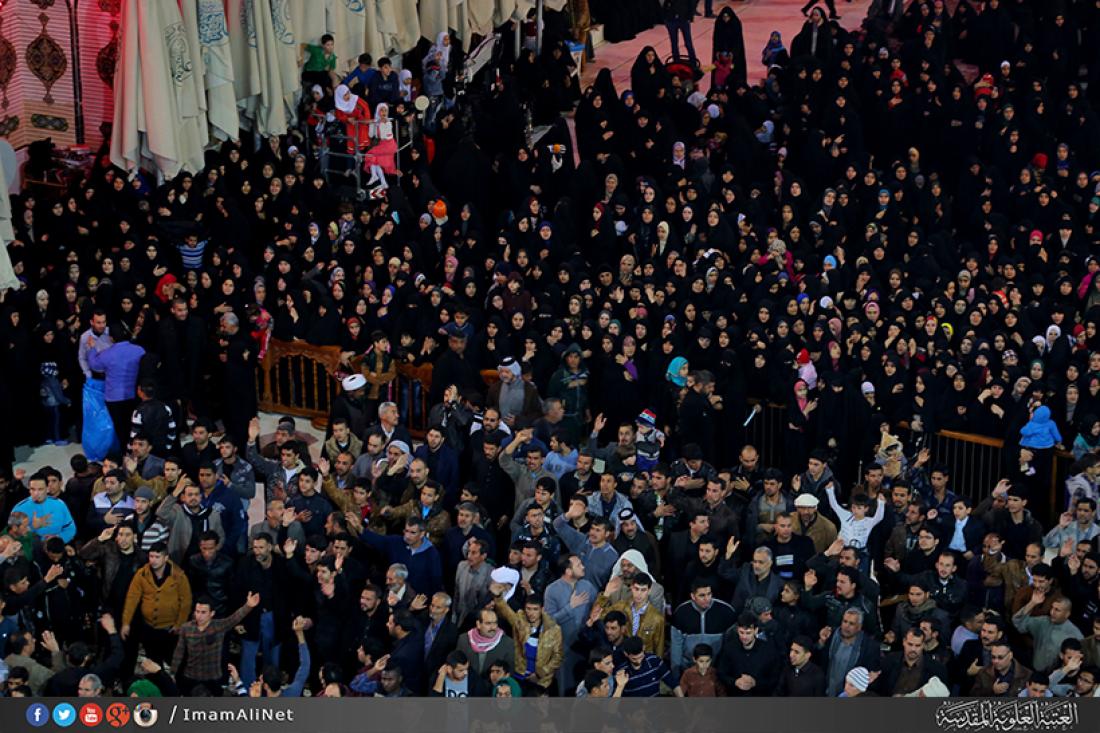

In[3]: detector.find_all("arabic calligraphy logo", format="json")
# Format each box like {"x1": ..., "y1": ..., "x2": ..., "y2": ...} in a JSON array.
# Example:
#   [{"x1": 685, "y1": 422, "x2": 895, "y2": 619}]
[
  {"x1": 164, "y1": 23, "x2": 194, "y2": 86},
  {"x1": 935, "y1": 700, "x2": 1079, "y2": 733},
  {"x1": 270, "y1": 0, "x2": 294, "y2": 45},
  {"x1": 197, "y1": 0, "x2": 229, "y2": 45}
]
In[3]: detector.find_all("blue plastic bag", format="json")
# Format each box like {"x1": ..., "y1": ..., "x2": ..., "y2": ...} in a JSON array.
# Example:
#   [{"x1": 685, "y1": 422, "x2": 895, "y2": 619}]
[{"x1": 81, "y1": 378, "x2": 118, "y2": 461}]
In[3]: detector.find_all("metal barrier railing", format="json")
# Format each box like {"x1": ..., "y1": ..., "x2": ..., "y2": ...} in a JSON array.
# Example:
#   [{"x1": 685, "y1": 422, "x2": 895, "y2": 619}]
[
  {"x1": 251, "y1": 347, "x2": 1073, "y2": 515},
  {"x1": 743, "y1": 399, "x2": 1068, "y2": 518}
]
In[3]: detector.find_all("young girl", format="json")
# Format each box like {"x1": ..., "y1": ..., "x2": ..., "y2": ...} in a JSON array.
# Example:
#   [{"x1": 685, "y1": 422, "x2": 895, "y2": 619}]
[{"x1": 364, "y1": 103, "x2": 398, "y2": 189}]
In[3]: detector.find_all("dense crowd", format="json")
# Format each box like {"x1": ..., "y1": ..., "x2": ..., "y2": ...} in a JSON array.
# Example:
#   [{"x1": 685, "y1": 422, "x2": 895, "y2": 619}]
[{"x1": 1, "y1": 0, "x2": 1100, "y2": 700}]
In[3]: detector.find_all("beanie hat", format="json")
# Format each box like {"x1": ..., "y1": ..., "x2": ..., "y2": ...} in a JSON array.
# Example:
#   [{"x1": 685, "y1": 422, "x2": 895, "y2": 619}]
[
  {"x1": 127, "y1": 679, "x2": 163, "y2": 697},
  {"x1": 846, "y1": 667, "x2": 870, "y2": 693},
  {"x1": 819, "y1": 295, "x2": 834, "y2": 310},
  {"x1": 636, "y1": 409, "x2": 657, "y2": 428},
  {"x1": 823, "y1": 255, "x2": 838, "y2": 268},
  {"x1": 797, "y1": 348, "x2": 811, "y2": 365},
  {"x1": 431, "y1": 200, "x2": 447, "y2": 219}
]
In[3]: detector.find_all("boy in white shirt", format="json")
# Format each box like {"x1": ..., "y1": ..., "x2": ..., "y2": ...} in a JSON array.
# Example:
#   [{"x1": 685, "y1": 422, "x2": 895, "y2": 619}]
[{"x1": 825, "y1": 485, "x2": 886, "y2": 573}]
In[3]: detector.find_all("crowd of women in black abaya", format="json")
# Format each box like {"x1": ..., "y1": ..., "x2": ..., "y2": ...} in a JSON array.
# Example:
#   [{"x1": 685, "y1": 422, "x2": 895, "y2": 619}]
[{"x1": 3, "y1": 2, "x2": 1100, "y2": 495}]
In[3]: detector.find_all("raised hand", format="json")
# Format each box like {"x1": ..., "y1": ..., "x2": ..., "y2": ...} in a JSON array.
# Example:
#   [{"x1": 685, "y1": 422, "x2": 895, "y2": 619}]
[{"x1": 41, "y1": 630, "x2": 60, "y2": 653}]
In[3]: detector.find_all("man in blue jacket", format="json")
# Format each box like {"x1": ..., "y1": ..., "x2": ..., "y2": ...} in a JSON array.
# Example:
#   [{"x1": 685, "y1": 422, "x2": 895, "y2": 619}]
[
  {"x1": 196, "y1": 463, "x2": 246, "y2": 556},
  {"x1": 85, "y1": 337, "x2": 146, "y2": 451},
  {"x1": 352, "y1": 514, "x2": 443, "y2": 594}
]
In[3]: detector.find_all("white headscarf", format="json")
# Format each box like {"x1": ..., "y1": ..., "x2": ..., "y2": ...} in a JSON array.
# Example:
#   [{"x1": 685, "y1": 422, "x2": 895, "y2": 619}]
[
  {"x1": 435, "y1": 31, "x2": 451, "y2": 70},
  {"x1": 398, "y1": 69, "x2": 413, "y2": 101},
  {"x1": 334, "y1": 84, "x2": 357, "y2": 114},
  {"x1": 424, "y1": 31, "x2": 451, "y2": 71},
  {"x1": 610, "y1": 549, "x2": 650, "y2": 579}
]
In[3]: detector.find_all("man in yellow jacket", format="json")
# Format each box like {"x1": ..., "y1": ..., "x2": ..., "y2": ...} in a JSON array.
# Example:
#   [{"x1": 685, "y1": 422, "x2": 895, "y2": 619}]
[
  {"x1": 597, "y1": 572, "x2": 666, "y2": 657},
  {"x1": 121, "y1": 541, "x2": 192, "y2": 665},
  {"x1": 491, "y1": 583, "x2": 564, "y2": 695}
]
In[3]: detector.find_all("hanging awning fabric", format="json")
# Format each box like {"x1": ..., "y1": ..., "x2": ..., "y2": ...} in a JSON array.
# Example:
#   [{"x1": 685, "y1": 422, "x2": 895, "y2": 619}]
[
  {"x1": 327, "y1": 0, "x2": 369, "y2": 75},
  {"x1": 227, "y1": 0, "x2": 261, "y2": 130},
  {"x1": 289, "y1": 0, "x2": 328, "y2": 47},
  {"x1": 110, "y1": 0, "x2": 207, "y2": 179},
  {"x1": 110, "y1": 0, "x2": 481, "y2": 177},
  {"x1": 184, "y1": 0, "x2": 240, "y2": 141},
  {"x1": 388, "y1": 0, "x2": 422, "y2": 54},
  {"x1": 468, "y1": 0, "x2": 495, "y2": 43}
]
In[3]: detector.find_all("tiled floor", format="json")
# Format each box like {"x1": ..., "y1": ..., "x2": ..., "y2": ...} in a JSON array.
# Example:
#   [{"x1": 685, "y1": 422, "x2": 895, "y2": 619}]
[{"x1": 582, "y1": 0, "x2": 875, "y2": 90}]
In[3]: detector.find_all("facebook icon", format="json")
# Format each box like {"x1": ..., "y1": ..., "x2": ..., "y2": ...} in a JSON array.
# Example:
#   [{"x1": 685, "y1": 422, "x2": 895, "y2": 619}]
[{"x1": 26, "y1": 703, "x2": 50, "y2": 727}]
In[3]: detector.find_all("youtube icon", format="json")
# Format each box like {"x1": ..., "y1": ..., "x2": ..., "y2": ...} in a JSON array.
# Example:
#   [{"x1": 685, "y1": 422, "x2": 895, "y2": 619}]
[{"x1": 79, "y1": 704, "x2": 102, "y2": 727}]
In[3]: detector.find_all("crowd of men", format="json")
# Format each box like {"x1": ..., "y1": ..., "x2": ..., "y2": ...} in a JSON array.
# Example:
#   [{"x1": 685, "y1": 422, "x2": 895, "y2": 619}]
[{"x1": 1, "y1": 0, "x2": 1100, "y2": 700}]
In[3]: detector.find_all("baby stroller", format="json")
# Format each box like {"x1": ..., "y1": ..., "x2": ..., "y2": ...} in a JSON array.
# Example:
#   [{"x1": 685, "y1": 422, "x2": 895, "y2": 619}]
[{"x1": 665, "y1": 54, "x2": 704, "y2": 93}]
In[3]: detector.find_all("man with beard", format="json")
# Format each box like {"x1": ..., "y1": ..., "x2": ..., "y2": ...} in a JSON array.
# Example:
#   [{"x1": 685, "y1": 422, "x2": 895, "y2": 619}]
[
  {"x1": 217, "y1": 313, "x2": 257, "y2": 450},
  {"x1": 157, "y1": 297, "x2": 205, "y2": 420}
]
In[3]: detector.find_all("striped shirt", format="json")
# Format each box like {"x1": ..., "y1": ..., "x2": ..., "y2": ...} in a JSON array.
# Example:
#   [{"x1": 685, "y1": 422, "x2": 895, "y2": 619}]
[
  {"x1": 178, "y1": 239, "x2": 207, "y2": 270},
  {"x1": 616, "y1": 655, "x2": 673, "y2": 697}
]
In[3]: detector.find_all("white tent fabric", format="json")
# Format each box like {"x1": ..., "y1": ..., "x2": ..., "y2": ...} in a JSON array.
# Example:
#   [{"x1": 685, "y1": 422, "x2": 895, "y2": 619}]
[
  {"x1": 494, "y1": 0, "x2": 519, "y2": 25},
  {"x1": 288, "y1": 0, "x2": 327, "y2": 46},
  {"x1": 187, "y1": 0, "x2": 240, "y2": 141},
  {"x1": 250, "y1": 0, "x2": 291, "y2": 136},
  {"x1": 419, "y1": 0, "x2": 453, "y2": 45},
  {"x1": 326, "y1": 0, "x2": 368, "y2": 74},
  {"x1": 389, "y1": 0, "x2": 421, "y2": 54},
  {"x1": 226, "y1": 0, "x2": 262, "y2": 128},
  {"x1": 110, "y1": 0, "x2": 207, "y2": 179},
  {"x1": 450, "y1": 0, "x2": 470, "y2": 49},
  {"x1": 373, "y1": 0, "x2": 400, "y2": 58},
  {"x1": 178, "y1": 1, "x2": 213, "y2": 153},
  {"x1": 0, "y1": 152, "x2": 17, "y2": 292},
  {"x1": 270, "y1": 0, "x2": 302, "y2": 127},
  {"x1": 468, "y1": 0, "x2": 495, "y2": 42}
]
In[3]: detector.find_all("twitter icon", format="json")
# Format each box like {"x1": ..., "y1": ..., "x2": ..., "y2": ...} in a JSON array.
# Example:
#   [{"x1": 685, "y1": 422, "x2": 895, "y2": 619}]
[
  {"x1": 26, "y1": 703, "x2": 50, "y2": 727},
  {"x1": 53, "y1": 703, "x2": 76, "y2": 728}
]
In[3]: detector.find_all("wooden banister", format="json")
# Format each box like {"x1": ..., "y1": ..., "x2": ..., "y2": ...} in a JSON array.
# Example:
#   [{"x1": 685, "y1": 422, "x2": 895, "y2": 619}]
[{"x1": 256, "y1": 339, "x2": 344, "y2": 430}]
